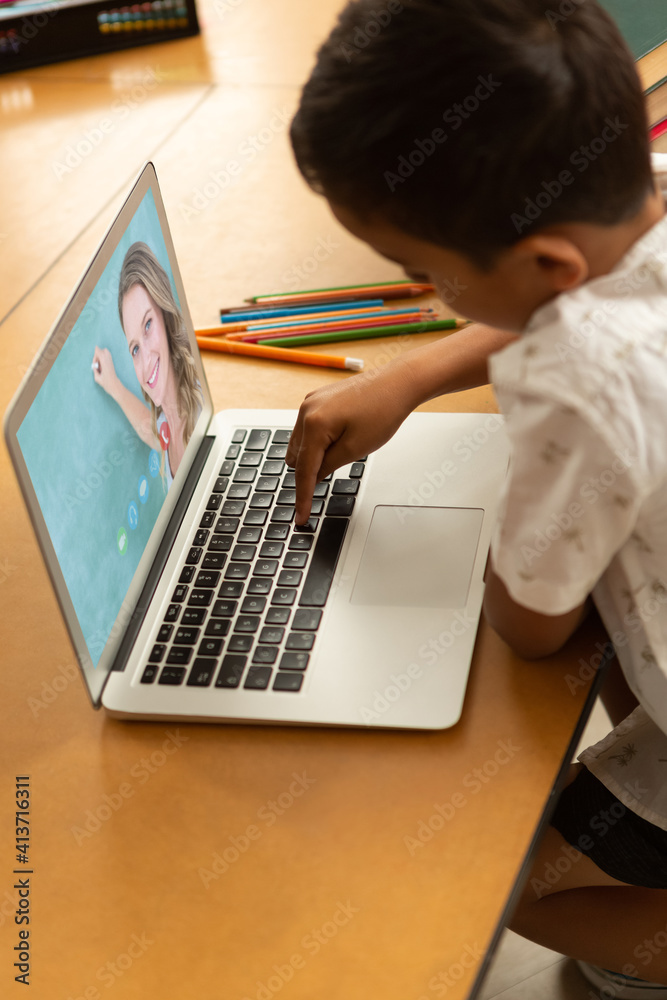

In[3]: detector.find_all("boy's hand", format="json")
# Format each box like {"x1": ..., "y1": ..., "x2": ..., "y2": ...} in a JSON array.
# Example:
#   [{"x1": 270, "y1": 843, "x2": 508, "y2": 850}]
[{"x1": 286, "y1": 360, "x2": 416, "y2": 524}]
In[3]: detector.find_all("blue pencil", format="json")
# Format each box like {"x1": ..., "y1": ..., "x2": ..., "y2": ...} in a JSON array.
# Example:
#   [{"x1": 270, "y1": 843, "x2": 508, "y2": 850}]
[
  {"x1": 252, "y1": 306, "x2": 430, "y2": 331},
  {"x1": 218, "y1": 299, "x2": 385, "y2": 322}
]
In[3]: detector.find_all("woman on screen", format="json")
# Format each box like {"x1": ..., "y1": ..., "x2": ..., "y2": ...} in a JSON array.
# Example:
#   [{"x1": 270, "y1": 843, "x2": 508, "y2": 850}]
[{"x1": 92, "y1": 242, "x2": 202, "y2": 488}]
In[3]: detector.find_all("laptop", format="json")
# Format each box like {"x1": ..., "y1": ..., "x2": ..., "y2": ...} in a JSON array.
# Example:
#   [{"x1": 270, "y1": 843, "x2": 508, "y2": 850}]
[{"x1": 4, "y1": 162, "x2": 509, "y2": 730}]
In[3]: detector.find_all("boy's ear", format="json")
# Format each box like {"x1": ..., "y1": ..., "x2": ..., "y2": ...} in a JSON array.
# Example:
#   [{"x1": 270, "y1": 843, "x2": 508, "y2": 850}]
[{"x1": 509, "y1": 233, "x2": 589, "y2": 293}]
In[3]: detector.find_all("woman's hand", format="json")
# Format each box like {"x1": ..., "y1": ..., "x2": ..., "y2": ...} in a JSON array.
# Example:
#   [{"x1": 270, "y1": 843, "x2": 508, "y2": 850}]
[{"x1": 92, "y1": 346, "x2": 119, "y2": 398}]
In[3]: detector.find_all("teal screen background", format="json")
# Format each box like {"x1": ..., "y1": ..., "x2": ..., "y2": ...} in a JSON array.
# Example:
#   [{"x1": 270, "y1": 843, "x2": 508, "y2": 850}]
[{"x1": 17, "y1": 188, "x2": 181, "y2": 667}]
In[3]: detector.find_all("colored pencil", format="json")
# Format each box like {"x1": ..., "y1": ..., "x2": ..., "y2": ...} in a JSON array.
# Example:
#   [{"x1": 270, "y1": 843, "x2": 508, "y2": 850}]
[
  {"x1": 219, "y1": 299, "x2": 385, "y2": 320},
  {"x1": 199, "y1": 306, "x2": 432, "y2": 338},
  {"x1": 245, "y1": 280, "x2": 435, "y2": 306},
  {"x1": 195, "y1": 335, "x2": 363, "y2": 371},
  {"x1": 256, "y1": 318, "x2": 465, "y2": 348},
  {"x1": 224, "y1": 312, "x2": 431, "y2": 344}
]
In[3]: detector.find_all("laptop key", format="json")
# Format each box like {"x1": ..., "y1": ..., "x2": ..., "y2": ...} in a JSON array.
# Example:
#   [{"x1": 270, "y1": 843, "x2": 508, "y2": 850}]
[
  {"x1": 241, "y1": 595, "x2": 266, "y2": 614},
  {"x1": 216, "y1": 516, "x2": 239, "y2": 533},
  {"x1": 299, "y1": 517, "x2": 348, "y2": 607},
  {"x1": 208, "y1": 535, "x2": 232, "y2": 551},
  {"x1": 239, "y1": 451, "x2": 262, "y2": 467},
  {"x1": 141, "y1": 664, "x2": 159, "y2": 684},
  {"x1": 282, "y1": 551, "x2": 307, "y2": 569},
  {"x1": 174, "y1": 626, "x2": 200, "y2": 645},
  {"x1": 277, "y1": 569, "x2": 302, "y2": 588},
  {"x1": 279, "y1": 652, "x2": 310, "y2": 671},
  {"x1": 267, "y1": 444, "x2": 287, "y2": 459},
  {"x1": 198, "y1": 638, "x2": 223, "y2": 657},
  {"x1": 349, "y1": 462, "x2": 365, "y2": 478},
  {"x1": 149, "y1": 644, "x2": 166, "y2": 662},
  {"x1": 252, "y1": 646, "x2": 278, "y2": 665},
  {"x1": 172, "y1": 584, "x2": 188, "y2": 602},
  {"x1": 262, "y1": 460, "x2": 285, "y2": 476},
  {"x1": 228, "y1": 635, "x2": 253, "y2": 652},
  {"x1": 206, "y1": 494, "x2": 223, "y2": 510},
  {"x1": 164, "y1": 603, "x2": 181, "y2": 622},
  {"x1": 292, "y1": 608, "x2": 322, "y2": 631},
  {"x1": 218, "y1": 582, "x2": 243, "y2": 598},
  {"x1": 166, "y1": 647, "x2": 193, "y2": 665},
  {"x1": 201, "y1": 552, "x2": 226, "y2": 570},
  {"x1": 187, "y1": 658, "x2": 216, "y2": 687},
  {"x1": 288, "y1": 534, "x2": 313, "y2": 551},
  {"x1": 231, "y1": 544, "x2": 257, "y2": 561},
  {"x1": 243, "y1": 509, "x2": 268, "y2": 526},
  {"x1": 221, "y1": 500, "x2": 245, "y2": 516},
  {"x1": 271, "y1": 506, "x2": 295, "y2": 523},
  {"x1": 272, "y1": 429, "x2": 292, "y2": 444},
  {"x1": 259, "y1": 626, "x2": 284, "y2": 644},
  {"x1": 273, "y1": 672, "x2": 304, "y2": 692},
  {"x1": 182, "y1": 608, "x2": 205, "y2": 625},
  {"x1": 249, "y1": 493, "x2": 273, "y2": 509},
  {"x1": 285, "y1": 632, "x2": 315, "y2": 651},
  {"x1": 246, "y1": 577, "x2": 272, "y2": 595},
  {"x1": 212, "y1": 599, "x2": 237, "y2": 617},
  {"x1": 159, "y1": 666, "x2": 187, "y2": 685},
  {"x1": 215, "y1": 655, "x2": 246, "y2": 687},
  {"x1": 195, "y1": 570, "x2": 220, "y2": 588},
  {"x1": 238, "y1": 527, "x2": 262, "y2": 544},
  {"x1": 265, "y1": 523, "x2": 289, "y2": 540},
  {"x1": 271, "y1": 588, "x2": 297, "y2": 606},
  {"x1": 157, "y1": 624, "x2": 173, "y2": 642},
  {"x1": 200, "y1": 511, "x2": 215, "y2": 529},
  {"x1": 234, "y1": 615, "x2": 260, "y2": 633},
  {"x1": 188, "y1": 588, "x2": 214, "y2": 607},
  {"x1": 246, "y1": 429, "x2": 271, "y2": 450},
  {"x1": 244, "y1": 666, "x2": 272, "y2": 689},
  {"x1": 256, "y1": 476, "x2": 280, "y2": 492},
  {"x1": 225, "y1": 443, "x2": 241, "y2": 459},
  {"x1": 205, "y1": 619, "x2": 230, "y2": 637},
  {"x1": 265, "y1": 607, "x2": 291, "y2": 625},
  {"x1": 260, "y1": 541, "x2": 284, "y2": 558},
  {"x1": 187, "y1": 547, "x2": 203, "y2": 564},
  {"x1": 232, "y1": 430, "x2": 247, "y2": 444},
  {"x1": 325, "y1": 495, "x2": 355, "y2": 517},
  {"x1": 219, "y1": 460, "x2": 235, "y2": 476},
  {"x1": 332, "y1": 478, "x2": 359, "y2": 495},
  {"x1": 228, "y1": 484, "x2": 252, "y2": 500},
  {"x1": 234, "y1": 467, "x2": 257, "y2": 483},
  {"x1": 212, "y1": 476, "x2": 229, "y2": 492},
  {"x1": 225, "y1": 563, "x2": 250, "y2": 580},
  {"x1": 255, "y1": 559, "x2": 278, "y2": 576}
]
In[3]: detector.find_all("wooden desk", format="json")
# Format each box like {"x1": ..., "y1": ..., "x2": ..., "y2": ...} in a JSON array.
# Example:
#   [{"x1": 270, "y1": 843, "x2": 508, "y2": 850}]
[{"x1": 0, "y1": 5, "x2": 605, "y2": 998}]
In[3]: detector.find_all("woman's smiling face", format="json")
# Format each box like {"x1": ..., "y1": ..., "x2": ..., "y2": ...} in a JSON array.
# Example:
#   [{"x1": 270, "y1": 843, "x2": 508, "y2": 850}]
[{"x1": 122, "y1": 283, "x2": 171, "y2": 408}]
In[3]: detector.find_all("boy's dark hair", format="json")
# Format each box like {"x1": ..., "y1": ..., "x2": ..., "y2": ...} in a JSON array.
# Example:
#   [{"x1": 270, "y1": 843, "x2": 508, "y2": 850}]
[{"x1": 290, "y1": 0, "x2": 652, "y2": 268}]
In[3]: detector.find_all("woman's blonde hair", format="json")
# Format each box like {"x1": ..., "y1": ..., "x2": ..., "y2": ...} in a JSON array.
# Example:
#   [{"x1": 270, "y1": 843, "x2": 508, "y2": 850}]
[{"x1": 118, "y1": 242, "x2": 202, "y2": 470}]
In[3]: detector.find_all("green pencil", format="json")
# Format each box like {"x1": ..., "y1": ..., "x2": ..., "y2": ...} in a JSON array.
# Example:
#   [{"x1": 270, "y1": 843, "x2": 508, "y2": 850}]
[{"x1": 256, "y1": 318, "x2": 464, "y2": 348}]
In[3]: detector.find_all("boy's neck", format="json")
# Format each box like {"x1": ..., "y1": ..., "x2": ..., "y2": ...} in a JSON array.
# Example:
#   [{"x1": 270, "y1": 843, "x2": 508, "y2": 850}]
[{"x1": 569, "y1": 184, "x2": 665, "y2": 281}]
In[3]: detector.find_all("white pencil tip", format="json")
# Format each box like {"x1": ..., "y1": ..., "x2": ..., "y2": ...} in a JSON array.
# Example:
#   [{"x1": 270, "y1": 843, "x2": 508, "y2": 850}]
[{"x1": 345, "y1": 357, "x2": 364, "y2": 372}]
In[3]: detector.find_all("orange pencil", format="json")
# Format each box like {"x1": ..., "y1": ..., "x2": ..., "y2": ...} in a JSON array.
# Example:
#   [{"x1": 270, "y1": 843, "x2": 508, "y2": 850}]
[{"x1": 195, "y1": 335, "x2": 364, "y2": 371}]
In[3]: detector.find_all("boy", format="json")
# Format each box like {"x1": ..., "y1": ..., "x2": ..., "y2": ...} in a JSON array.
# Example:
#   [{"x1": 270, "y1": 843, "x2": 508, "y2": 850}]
[{"x1": 284, "y1": 0, "x2": 667, "y2": 995}]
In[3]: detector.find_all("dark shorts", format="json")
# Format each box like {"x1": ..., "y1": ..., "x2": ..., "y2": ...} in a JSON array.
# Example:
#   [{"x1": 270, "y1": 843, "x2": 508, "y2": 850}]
[{"x1": 550, "y1": 766, "x2": 667, "y2": 889}]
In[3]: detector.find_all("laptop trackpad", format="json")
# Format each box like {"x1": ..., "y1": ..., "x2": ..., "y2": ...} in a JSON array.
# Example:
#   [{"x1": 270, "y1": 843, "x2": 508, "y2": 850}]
[{"x1": 350, "y1": 505, "x2": 483, "y2": 608}]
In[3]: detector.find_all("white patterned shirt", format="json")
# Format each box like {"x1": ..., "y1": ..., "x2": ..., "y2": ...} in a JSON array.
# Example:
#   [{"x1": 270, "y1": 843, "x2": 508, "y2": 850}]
[{"x1": 489, "y1": 154, "x2": 667, "y2": 830}]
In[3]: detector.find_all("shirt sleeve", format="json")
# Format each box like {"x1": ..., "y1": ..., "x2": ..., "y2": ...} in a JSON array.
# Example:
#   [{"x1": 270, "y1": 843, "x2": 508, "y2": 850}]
[{"x1": 490, "y1": 392, "x2": 643, "y2": 615}]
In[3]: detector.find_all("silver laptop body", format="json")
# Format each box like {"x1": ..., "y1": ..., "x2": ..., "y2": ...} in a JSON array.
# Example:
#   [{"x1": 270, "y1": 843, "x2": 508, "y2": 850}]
[{"x1": 4, "y1": 162, "x2": 509, "y2": 730}]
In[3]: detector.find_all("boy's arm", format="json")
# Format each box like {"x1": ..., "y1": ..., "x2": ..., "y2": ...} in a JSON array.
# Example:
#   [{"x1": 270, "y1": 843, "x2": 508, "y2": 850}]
[
  {"x1": 287, "y1": 323, "x2": 517, "y2": 524},
  {"x1": 484, "y1": 564, "x2": 591, "y2": 660}
]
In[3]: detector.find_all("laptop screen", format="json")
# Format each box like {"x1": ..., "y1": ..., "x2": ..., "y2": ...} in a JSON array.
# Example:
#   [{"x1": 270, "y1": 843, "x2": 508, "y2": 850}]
[{"x1": 7, "y1": 166, "x2": 211, "y2": 701}]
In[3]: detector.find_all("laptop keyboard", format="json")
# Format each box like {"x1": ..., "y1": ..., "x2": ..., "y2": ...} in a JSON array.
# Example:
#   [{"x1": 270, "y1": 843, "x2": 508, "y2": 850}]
[{"x1": 139, "y1": 428, "x2": 364, "y2": 694}]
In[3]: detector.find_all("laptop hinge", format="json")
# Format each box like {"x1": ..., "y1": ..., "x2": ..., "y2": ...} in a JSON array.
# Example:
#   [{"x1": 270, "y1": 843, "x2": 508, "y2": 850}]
[{"x1": 110, "y1": 434, "x2": 215, "y2": 673}]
